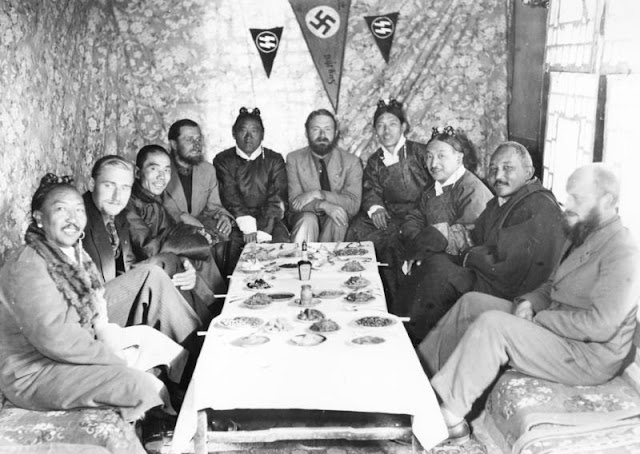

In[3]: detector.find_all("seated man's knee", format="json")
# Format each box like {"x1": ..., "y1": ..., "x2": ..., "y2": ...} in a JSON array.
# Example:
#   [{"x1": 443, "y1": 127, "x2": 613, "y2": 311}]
[{"x1": 291, "y1": 212, "x2": 320, "y2": 242}]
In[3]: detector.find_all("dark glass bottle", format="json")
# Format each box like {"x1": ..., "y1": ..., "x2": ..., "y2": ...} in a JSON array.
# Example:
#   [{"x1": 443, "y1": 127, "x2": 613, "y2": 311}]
[{"x1": 298, "y1": 241, "x2": 312, "y2": 281}]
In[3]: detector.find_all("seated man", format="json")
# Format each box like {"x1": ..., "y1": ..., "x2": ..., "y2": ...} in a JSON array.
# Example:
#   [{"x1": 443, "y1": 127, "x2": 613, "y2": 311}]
[
  {"x1": 213, "y1": 107, "x2": 289, "y2": 271},
  {"x1": 419, "y1": 164, "x2": 640, "y2": 443},
  {"x1": 397, "y1": 141, "x2": 565, "y2": 341},
  {"x1": 82, "y1": 155, "x2": 202, "y2": 344},
  {"x1": 286, "y1": 109, "x2": 363, "y2": 243},
  {"x1": 162, "y1": 119, "x2": 235, "y2": 273},
  {"x1": 393, "y1": 127, "x2": 492, "y2": 327},
  {"x1": 126, "y1": 145, "x2": 227, "y2": 322}
]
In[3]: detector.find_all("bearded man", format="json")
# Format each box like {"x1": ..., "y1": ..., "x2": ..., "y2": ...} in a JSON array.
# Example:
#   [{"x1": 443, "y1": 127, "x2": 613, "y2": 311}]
[
  {"x1": 162, "y1": 119, "x2": 234, "y2": 272},
  {"x1": 286, "y1": 109, "x2": 363, "y2": 243},
  {"x1": 418, "y1": 163, "x2": 640, "y2": 444}
]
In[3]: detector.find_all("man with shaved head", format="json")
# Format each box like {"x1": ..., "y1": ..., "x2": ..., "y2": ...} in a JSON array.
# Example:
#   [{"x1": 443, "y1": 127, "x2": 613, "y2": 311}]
[{"x1": 420, "y1": 163, "x2": 640, "y2": 443}]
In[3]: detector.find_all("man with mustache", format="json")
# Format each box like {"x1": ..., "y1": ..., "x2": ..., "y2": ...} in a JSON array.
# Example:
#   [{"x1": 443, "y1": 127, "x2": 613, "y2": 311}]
[
  {"x1": 397, "y1": 141, "x2": 565, "y2": 342},
  {"x1": 418, "y1": 163, "x2": 640, "y2": 444},
  {"x1": 162, "y1": 119, "x2": 234, "y2": 272},
  {"x1": 82, "y1": 155, "x2": 202, "y2": 344},
  {"x1": 286, "y1": 109, "x2": 363, "y2": 243}
]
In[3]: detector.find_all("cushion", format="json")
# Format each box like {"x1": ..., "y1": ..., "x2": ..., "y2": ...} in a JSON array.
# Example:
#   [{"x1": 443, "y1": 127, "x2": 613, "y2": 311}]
[
  {"x1": 0, "y1": 404, "x2": 145, "y2": 454},
  {"x1": 484, "y1": 370, "x2": 640, "y2": 454}
]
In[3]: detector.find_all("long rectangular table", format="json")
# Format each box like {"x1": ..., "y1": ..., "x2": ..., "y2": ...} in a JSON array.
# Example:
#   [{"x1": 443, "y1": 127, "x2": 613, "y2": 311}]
[{"x1": 171, "y1": 241, "x2": 447, "y2": 453}]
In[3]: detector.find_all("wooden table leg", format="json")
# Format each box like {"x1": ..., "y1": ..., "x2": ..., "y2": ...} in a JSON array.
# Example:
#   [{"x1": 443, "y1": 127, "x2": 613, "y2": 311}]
[{"x1": 193, "y1": 410, "x2": 208, "y2": 454}]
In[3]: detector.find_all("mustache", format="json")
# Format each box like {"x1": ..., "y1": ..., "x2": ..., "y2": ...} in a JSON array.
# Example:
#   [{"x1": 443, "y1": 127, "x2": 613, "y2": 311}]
[
  {"x1": 493, "y1": 179, "x2": 508, "y2": 186},
  {"x1": 63, "y1": 223, "x2": 81, "y2": 231}
]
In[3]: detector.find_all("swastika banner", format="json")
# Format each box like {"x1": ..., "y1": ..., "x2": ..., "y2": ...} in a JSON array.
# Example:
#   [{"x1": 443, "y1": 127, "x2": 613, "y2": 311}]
[
  {"x1": 289, "y1": 0, "x2": 351, "y2": 111},
  {"x1": 250, "y1": 27, "x2": 283, "y2": 78},
  {"x1": 364, "y1": 12, "x2": 398, "y2": 63}
]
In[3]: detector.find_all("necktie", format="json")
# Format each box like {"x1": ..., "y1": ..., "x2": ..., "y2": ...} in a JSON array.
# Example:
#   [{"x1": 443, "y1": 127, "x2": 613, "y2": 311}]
[
  {"x1": 105, "y1": 218, "x2": 121, "y2": 259},
  {"x1": 319, "y1": 158, "x2": 331, "y2": 192}
]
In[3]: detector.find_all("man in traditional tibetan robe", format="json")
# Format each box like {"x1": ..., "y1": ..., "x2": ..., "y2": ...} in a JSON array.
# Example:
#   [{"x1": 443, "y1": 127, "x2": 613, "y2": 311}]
[
  {"x1": 213, "y1": 107, "x2": 289, "y2": 272},
  {"x1": 393, "y1": 127, "x2": 492, "y2": 335},
  {"x1": 421, "y1": 164, "x2": 640, "y2": 444},
  {"x1": 82, "y1": 155, "x2": 202, "y2": 344},
  {"x1": 286, "y1": 109, "x2": 363, "y2": 243},
  {"x1": 345, "y1": 99, "x2": 432, "y2": 307},
  {"x1": 125, "y1": 145, "x2": 227, "y2": 322},
  {"x1": 397, "y1": 141, "x2": 565, "y2": 342},
  {"x1": 162, "y1": 119, "x2": 234, "y2": 273}
]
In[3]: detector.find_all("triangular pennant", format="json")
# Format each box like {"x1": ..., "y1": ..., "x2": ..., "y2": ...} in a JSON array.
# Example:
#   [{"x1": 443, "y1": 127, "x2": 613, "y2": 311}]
[
  {"x1": 364, "y1": 12, "x2": 398, "y2": 63},
  {"x1": 289, "y1": 0, "x2": 351, "y2": 111},
  {"x1": 250, "y1": 27, "x2": 283, "y2": 78}
]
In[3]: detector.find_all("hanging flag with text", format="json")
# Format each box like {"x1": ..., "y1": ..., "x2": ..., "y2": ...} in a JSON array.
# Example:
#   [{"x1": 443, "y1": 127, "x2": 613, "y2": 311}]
[
  {"x1": 250, "y1": 27, "x2": 284, "y2": 78},
  {"x1": 364, "y1": 12, "x2": 398, "y2": 63},
  {"x1": 289, "y1": 0, "x2": 351, "y2": 111}
]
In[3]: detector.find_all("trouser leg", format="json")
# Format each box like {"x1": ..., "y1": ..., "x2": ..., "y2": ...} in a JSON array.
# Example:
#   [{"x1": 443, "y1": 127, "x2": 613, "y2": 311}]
[
  {"x1": 417, "y1": 292, "x2": 512, "y2": 376},
  {"x1": 431, "y1": 308, "x2": 606, "y2": 418},
  {"x1": 104, "y1": 264, "x2": 202, "y2": 344},
  {"x1": 319, "y1": 214, "x2": 348, "y2": 242},
  {"x1": 290, "y1": 212, "x2": 320, "y2": 244}
]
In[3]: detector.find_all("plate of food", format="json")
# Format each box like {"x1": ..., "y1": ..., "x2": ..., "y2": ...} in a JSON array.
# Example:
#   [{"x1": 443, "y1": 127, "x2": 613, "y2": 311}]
[
  {"x1": 340, "y1": 260, "x2": 366, "y2": 272},
  {"x1": 231, "y1": 334, "x2": 271, "y2": 347},
  {"x1": 289, "y1": 333, "x2": 327, "y2": 347},
  {"x1": 277, "y1": 249, "x2": 299, "y2": 258},
  {"x1": 350, "y1": 335, "x2": 386, "y2": 346},
  {"x1": 246, "y1": 277, "x2": 272, "y2": 290},
  {"x1": 334, "y1": 247, "x2": 368, "y2": 257},
  {"x1": 308, "y1": 319, "x2": 340, "y2": 333},
  {"x1": 242, "y1": 293, "x2": 273, "y2": 309},
  {"x1": 344, "y1": 291, "x2": 376, "y2": 304},
  {"x1": 267, "y1": 292, "x2": 295, "y2": 301},
  {"x1": 296, "y1": 308, "x2": 325, "y2": 322},
  {"x1": 343, "y1": 276, "x2": 370, "y2": 290},
  {"x1": 278, "y1": 262, "x2": 299, "y2": 269},
  {"x1": 313, "y1": 289, "x2": 345, "y2": 299},
  {"x1": 290, "y1": 298, "x2": 321, "y2": 307},
  {"x1": 242, "y1": 249, "x2": 276, "y2": 262},
  {"x1": 353, "y1": 315, "x2": 397, "y2": 328},
  {"x1": 216, "y1": 316, "x2": 264, "y2": 330},
  {"x1": 261, "y1": 317, "x2": 293, "y2": 333}
]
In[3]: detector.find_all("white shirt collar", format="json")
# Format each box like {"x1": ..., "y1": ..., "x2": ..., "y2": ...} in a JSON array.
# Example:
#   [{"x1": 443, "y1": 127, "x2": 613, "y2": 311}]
[
  {"x1": 497, "y1": 197, "x2": 507, "y2": 206},
  {"x1": 380, "y1": 136, "x2": 406, "y2": 167},
  {"x1": 235, "y1": 145, "x2": 263, "y2": 161},
  {"x1": 434, "y1": 165, "x2": 466, "y2": 196}
]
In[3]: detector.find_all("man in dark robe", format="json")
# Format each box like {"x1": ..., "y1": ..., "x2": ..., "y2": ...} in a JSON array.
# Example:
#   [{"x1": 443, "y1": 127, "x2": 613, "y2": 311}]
[
  {"x1": 213, "y1": 107, "x2": 289, "y2": 272},
  {"x1": 398, "y1": 141, "x2": 565, "y2": 342}
]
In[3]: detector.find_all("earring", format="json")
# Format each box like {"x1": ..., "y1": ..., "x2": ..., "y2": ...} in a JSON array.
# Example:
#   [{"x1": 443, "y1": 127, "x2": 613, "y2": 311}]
[{"x1": 37, "y1": 223, "x2": 43, "y2": 228}]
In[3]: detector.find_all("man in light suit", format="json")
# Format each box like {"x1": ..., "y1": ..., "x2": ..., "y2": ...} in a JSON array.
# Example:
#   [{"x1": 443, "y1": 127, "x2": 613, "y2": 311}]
[
  {"x1": 419, "y1": 163, "x2": 640, "y2": 443},
  {"x1": 286, "y1": 109, "x2": 363, "y2": 243},
  {"x1": 162, "y1": 119, "x2": 234, "y2": 272}
]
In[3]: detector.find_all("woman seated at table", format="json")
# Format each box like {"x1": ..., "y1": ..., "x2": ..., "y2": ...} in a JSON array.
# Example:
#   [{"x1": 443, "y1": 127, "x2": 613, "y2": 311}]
[
  {"x1": 393, "y1": 126, "x2": 492, "y2": 339},
  {"x1": 345, "y1": 99, "x2": 432, "y2": 308},
  {"x1": 126, "y1": 144, "x2": 227, "y2": 322},
  {"x1": 0, "y1": 174, "x2": 186, "y2": 421}
]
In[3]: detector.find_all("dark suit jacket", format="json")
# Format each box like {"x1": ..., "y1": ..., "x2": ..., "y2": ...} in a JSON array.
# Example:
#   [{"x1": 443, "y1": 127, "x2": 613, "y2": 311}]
[
  {"x1": 82, "y1": 191, "x2": 136, "y2": 283},
  {"x1": 162, "y1": 158, "x2": 231, "y2": 224},
  {"x1": 286, "y1": 146, "x2": 363, "y2": 218}
]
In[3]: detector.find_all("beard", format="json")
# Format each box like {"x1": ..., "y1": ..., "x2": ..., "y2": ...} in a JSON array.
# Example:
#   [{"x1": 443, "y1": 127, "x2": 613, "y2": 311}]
[
  {"x1": 309, "y1": 135, "x2": 338, "y2": 156},
  {"x1": 180, "y1": 151, "x2": 204, "y2": 165},
  {"x1": 562, "y1": 206, "x2": 601, "y2": 247}
]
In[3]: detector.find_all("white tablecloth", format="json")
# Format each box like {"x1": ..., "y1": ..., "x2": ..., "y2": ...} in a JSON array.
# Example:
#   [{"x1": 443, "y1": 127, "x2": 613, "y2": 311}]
[{"x1": 171, "y1": 242, "x2": 447, "y2": 452}]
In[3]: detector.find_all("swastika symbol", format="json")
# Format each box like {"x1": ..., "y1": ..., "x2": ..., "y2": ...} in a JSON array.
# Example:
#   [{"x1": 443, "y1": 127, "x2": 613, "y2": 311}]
[
  {"x1": 371, "y1": 16, "x2": 394, "y2": 39},
  {"x1": 305, "y1": 6, "x2": 340, "y2": 39},
  {"x1": 256, "y1": 31, "x2": 279, "y2": 53}
]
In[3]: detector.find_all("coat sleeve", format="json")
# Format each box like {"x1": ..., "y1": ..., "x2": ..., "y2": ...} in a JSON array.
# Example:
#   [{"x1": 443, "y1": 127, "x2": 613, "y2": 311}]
[
  {"x1": 198, "y1": 166, "x2": 232, "y2": 221},
  {"x1": 6, "y1": 258, "x2": 125, "y2": 366},
  {"x1": 361, "y1": 157, "x2": 385, "y2": 214},
  {"x1": 465, "y1": 194, "x2": 565, "y2": 296},
  {"x1": 400, "y1": 194, "x2": 448, "y2": 259},
  {"x1": 124, "y1": 204, "x2": 164, "y2": 259},
  {"x1": 286, "y1": 153, "x2": 307, "y2": 211},
  {"x1": 533, "y1": 239, "x2": 640, "y2": 343},
  {"x1": 320, "y1": 156, "x2": 363, "y2": 218},
  {"x1": 213, "y1": 154, "x2": 249, "y2": 218},
  {"x1": 261, "y1": 153, "x2": 288, "y2": 221}
]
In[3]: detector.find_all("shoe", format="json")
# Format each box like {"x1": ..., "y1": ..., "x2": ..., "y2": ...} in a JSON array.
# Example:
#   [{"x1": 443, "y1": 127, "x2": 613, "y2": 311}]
[{"x1": 443, "y1": 419, "x2": 470, "y2": 445}]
